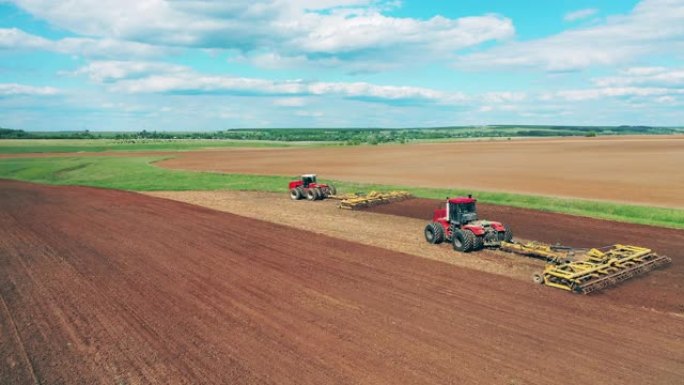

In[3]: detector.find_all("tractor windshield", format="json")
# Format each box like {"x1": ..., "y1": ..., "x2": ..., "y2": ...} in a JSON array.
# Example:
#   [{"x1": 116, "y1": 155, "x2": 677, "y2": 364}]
[
  {"x1": 450, "y1": 201, "x2": 477, "y2": 223},
  {"x1": 461, "y1": 202, "x2": 476, "y2": 213},
  {"x1": 302, "y1": 175, "x2": 316, "y2": 186}
]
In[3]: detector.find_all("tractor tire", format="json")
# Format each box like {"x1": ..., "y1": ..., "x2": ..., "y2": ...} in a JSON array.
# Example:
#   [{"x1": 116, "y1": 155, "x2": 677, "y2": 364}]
[
  {"x1": 452, "y1": 229, "x2": 474, "y2": 252},
  {"x1": 329, "y1": 185, "x2": 337, "y2": 196},
  {"x1": 424, "y1": 223, "x2": 444, "y2": 244},
  {"x1": 290, "y1": 188, "x2": 302, "y2": 200},
  {"x1": 472, "y1": 235, "x2": 484, "y2": 250},
  {"x1": 306, "y1": 189, "x2": 317, "y2": 201},
  {"x1": 498, "y1": 224, "x2": 513, "y2": 242},
  {"x1": 315, "y1": 187, "x2": 324, "y2": 200}
]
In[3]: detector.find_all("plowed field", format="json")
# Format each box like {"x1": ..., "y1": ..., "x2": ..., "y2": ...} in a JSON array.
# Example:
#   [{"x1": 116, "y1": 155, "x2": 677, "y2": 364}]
[
  {"x1": 366, "y1": 198, "x2": 684, "y2": 313},
  {"x1": 148, "y1": 191, "x2": 684, "y2": 315},
  {"x1": 157, "y1": 136, "x2": 684, "y2": 207},
  {"x1": 1, "y1": 180, "x2": 682, "y2": 385}
]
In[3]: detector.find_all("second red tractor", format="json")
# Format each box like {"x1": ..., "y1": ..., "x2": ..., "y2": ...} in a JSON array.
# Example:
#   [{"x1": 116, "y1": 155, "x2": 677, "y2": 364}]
[
  {"x1": 424, "y1": 195, "x2": 513, "y2": 252},
  {"x1": 289, "y1": 174, "x2": 337, "y2": 201}
]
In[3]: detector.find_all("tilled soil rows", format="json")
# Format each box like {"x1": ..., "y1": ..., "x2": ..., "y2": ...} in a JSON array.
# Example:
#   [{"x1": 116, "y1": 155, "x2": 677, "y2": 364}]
[
  {"x1": 1, "y1": 180, "x2": 683, "y2": 385},
  {"x1": 367, "y1": 198, "x2": 684, "y2": 313}
]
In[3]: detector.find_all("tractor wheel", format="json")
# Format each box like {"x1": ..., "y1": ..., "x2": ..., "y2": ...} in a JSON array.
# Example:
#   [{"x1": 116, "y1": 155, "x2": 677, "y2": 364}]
[
  {"x1": 290, "y1": 188, "x2": 302, "y2": 200},
  {"x1": 306, "y1": 189, "x2": 317, "y2": 201},
  {"x1": 329, "y1": 185, "x2": 337, "y2": 196},
  {"x1": 452, "y1": 229, "x2": 474, "y2": 252},
  {"x1": 472, "y1": 235, "x2": 484, "y2": 250},
  {"x1": 498, "y1": 224, "x2": 513, "y2": 242},
  {"x1": 424, "y1": 223, "x2": 444, "y2": 244},
  {"x1": 315, "y1": 187, "x2": 324, "y2": 200}
]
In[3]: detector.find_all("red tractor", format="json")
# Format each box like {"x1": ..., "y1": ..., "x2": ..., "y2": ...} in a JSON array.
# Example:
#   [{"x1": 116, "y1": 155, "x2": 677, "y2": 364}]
[
  {"x1": 289, "y1": 174, "x2": 337, "y2": 201},
  {"x1": 424, "y1": 195, "x2": 513, "y2": 252}
]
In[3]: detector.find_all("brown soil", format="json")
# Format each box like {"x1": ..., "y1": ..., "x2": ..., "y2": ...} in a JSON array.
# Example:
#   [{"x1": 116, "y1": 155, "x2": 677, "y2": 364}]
[
  {"x1": 149, "y1": 191, "x2": 683, "y2": 315},
  {"x1": 367, "y1": 198, "x2": 684, "y2": 313},
  {"x1": 148, "y1": 191, "x2": 552, "y2": 283},
  {"x1": 156, "y1": 135, "x2": 684, "y2": 208},
  {"x1": 2, "y1": 180, "x2": 682, "y2": 385}
]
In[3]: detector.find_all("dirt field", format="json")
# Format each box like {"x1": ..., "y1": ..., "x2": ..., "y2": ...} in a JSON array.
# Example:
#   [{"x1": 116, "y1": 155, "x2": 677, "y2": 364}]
[
  {"x1": 157, "y1": 135, "x2": 684, "y2": 207},
  {"x1": 367, "y1": 198, "x2": 684, "y2": 312},
  {"x1": 1, "y1": 180, "x2": 682, "y2": 384},
  {"x1": 148, "y1": 191, "x2": 684, "y2": 315},
  {"x1": 147, "y1": 191, "x2": 548, "y2": 284}
]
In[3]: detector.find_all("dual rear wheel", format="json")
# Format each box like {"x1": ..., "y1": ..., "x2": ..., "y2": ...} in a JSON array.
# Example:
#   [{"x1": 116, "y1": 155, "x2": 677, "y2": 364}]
[
  {"x1": 306, "y1": 188, "x2": 322, "y2": 200},
  {"x1": 289, "y1": 187, "x2": 304, "y2": 200},
  {"x1": 290, "y1": 184, "x2": 337, "y2": 201},
  {"x1": 424, "y1": 223, "x2": 445, "y2": 244},
  {"x1": 451, "y1": 229, "x2": 476, "y2": 252},
  {"x1": 424, "y1": 223, "x2": 478, "y2": 252}
]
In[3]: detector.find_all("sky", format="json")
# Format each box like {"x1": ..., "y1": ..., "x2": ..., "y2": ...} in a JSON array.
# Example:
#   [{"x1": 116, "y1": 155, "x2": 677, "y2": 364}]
[{"x1": 1, "y1": 0, "x2": 683, "y2": 131}]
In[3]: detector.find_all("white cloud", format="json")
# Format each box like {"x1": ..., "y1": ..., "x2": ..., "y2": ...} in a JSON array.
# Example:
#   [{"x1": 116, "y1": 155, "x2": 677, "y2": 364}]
[
  {"x1": 7, "y1": 0, "x2": 513, "y2": 68},
  {"x1": 551, "y1": 87, "x2": 684, "y2": 101},
  {"x1": 273, "y1": 97, "x2": 307, "y2": 107},
  {"x1": 72, "y1": 61, "x2": 187, "y2": 82},
  {"x1": 0, "y1": 27, "x2": 48, "y2": 49},
  {"x1": 564, "y1": 8, "x2": 598, "y2": 22},
  {"x1": 0, "y1": 83, "x2": 60, "y2": 96},
  {"x1": 109, "y1": 72, "x2": 455, "y2": 103},
  {"x1": 593, "y1": 66, "x2": 684, "y2": 88},
  {"x1": 73, "y1": 60, "x2": 469, "y2": 104},
  {"x1": 482, "y1": 92, "x2": 526, "y2": 103},
  {"x1": 456, "y1": 0, "x2": 684, "y2": 71},
  {"x1": 0, "y1": 28, "x2": 168, "y2": 58}
]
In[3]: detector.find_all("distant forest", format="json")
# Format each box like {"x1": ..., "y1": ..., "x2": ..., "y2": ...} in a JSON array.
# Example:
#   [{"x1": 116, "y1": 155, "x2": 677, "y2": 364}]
[{"x1": 1, "y1": 126, "x2": 681, "y2": 145}]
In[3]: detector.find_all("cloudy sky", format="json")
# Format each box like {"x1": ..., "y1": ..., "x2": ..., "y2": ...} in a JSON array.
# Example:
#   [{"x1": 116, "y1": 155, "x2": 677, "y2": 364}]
[{"x1": 1, "y1": 0, "x2": 683, "y2": 130}]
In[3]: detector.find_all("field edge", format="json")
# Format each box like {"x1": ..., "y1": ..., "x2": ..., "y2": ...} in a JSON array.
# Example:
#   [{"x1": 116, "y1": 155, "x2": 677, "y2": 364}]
[{"x1": 0, "y1": 155, "x2": 682, "y2": 229}]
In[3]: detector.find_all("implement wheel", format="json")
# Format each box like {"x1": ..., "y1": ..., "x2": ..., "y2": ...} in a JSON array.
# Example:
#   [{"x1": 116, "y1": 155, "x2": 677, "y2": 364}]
[
  {"x1": 452, "y1": 229, "x2": 474, "y2": 252},
  {"x1": 532, "y1": 274, "x2": 544, "y2": 285},
  {"x1": 424, "y1": 223, "x2": 444, "y2": 244}
]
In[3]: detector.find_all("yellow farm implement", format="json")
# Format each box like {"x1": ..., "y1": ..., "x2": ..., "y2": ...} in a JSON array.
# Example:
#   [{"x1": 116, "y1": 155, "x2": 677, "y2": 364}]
[
  {"x1": 500, "y1": 241, "x2": 671, "y2": 293},
  {"x1": 500, "y1": 241, "x2": 577, "y2": 264},
  {"x1": 332, "y1": 191, "x2": 413, "y2": 210},
  {"x1": 528, "y1": 244, "x2": 670, "y2": 294}
]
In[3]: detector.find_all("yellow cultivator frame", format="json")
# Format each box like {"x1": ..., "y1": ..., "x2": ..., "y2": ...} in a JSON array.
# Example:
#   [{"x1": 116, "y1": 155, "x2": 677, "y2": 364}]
[
  {"x1": 334, "y1": 191, "x2": 413, "y2": 210},
  {"x1": 532, "y1": 245, "x2": 671, "y2": 294}
]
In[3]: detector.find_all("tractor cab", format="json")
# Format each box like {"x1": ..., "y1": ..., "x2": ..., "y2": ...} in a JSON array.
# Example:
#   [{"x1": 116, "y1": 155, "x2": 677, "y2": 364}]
[
  {"x1": 301, "y1": 174, "x2": 317, "y2": 187},
  {"x1": 448, "y1": 197, "x2": 478, "y2": 225}
]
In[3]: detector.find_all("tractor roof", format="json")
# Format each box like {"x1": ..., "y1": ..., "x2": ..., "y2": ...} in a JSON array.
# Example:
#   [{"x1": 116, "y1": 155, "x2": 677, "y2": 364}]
[
  {"x1": 302, "y1": 174, "x2": 317, "y2": 178},
  {"x1": 448, "y1": 197, "x2": 476, "y2": 204}
]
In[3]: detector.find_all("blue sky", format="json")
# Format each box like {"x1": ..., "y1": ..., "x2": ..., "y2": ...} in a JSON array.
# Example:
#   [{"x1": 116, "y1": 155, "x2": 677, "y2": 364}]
[{"x1": 1, "y1": 0, "x2": 683, "y2": 131}]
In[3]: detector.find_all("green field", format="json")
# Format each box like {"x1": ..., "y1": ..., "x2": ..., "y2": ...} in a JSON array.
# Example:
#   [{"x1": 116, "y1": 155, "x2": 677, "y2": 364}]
[
  {"x1": 0, "y1": 139, "x2": 294, "y2": 154},
  {"x1": 1, "y1": 155, "x2": 682, "y2": 229}
]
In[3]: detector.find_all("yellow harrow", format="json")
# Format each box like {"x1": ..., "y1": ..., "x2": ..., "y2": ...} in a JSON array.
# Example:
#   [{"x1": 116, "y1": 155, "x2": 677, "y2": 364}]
[
  {"x1": 500, "y1": 241, "x2": 577, "y2": 264},
  {"x1": 531, "y1": 244, "x2": 671, "y2": 294},
  {"x1": 332, "y1": 191, "x2": 413, "y2": 210}
]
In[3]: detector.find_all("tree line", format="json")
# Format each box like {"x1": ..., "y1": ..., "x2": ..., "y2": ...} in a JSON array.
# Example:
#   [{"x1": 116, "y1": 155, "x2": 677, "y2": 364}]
[{"x1": 1, "y1": 125, "x2": 679, "y2": 144}]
